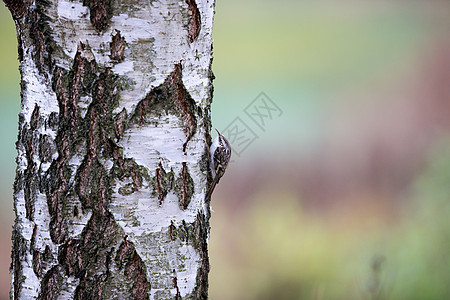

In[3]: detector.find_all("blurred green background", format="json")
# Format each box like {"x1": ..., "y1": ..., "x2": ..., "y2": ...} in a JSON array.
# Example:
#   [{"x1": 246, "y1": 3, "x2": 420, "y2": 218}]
[{"x1": 2, "y1": 0, "x2": 450, "y2": 299}]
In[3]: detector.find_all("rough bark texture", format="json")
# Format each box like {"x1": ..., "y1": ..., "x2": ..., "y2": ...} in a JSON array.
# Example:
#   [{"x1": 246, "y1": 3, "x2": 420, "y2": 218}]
[{"x1": 7, "y1": 0, "x2": 215, "y2": 299}]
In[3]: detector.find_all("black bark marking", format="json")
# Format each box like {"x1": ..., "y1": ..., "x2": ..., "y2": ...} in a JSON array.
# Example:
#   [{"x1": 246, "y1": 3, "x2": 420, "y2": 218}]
[
  {"x1": 171, "y1": 63, "x2": 197, "y2": 152},
  {"x1": 110, "y1": 29, "x2": 125, "y2": 62},
  {"x1": 32, "y1": 14, "x2": 47, "y2": 78},
  {"x1": 44, "y1": 130, "x2": 70, "y2": 244},
  {"x1": 172, "y1": 276, "x2": 181, "y2": 300},
  {"x1": 168, "y1": 220, "x2": 176, "y2": 241},
  {"x1": 185, "y1": 0, "x2": 201, "y2": 43},
  {"x1": 30, "y1": 224, "x2": 38, "y2": 251},
  {"x1": 11, "y1": 228, "x2": 27, "y2": 299},
  {"x1": 70, "y1": 42, "x2": 97, "y2": 127},
  {"x1": 153, "y1": 162, "x2": 174, "y2": 206},
  {"x1": 75, "y1": 156, "x2": 109, "y2": 213},
  {"x1": 33, "y1": 250, "x2": 43, "y2": 278},
  {"x1": 30, "y1": 104, "x2": 41, "y2": 130},
  {"x1": 67, "y1": 213, "x2": 119, "y2": 299},
  {"x1": 192, "y1": 212, "x2": 210, "y2": 299},
  {"x1": 38, "y1": 134, "x2": 56, "y2": 163},
  {"x1": 175, "y1": 162, "x2": 194, "y2": 210},
  {"x1": 39, "y1": 266, "x2": 61, "y2": 300},
  {"x1": 115, "y1": 238, "x2": 150, "y2": 299},
  {"x1": 22, "y1": 126, "x2": 37, "y2": 221},
  {"x1": 83, "y1": 0, "x2": 114, "y2": 32},
  {"x1": 31, "y1": 225, "x2": 43, "y2": 278},
  {"x1": 114, "y1": 108, "x2": 127, "y2": 140},
  {"x1": 28, "y1": 2, "x2": 57, "y2": 79},
  {"x1": 130, "y1": 63, "x2": 198, "y2": 153}
]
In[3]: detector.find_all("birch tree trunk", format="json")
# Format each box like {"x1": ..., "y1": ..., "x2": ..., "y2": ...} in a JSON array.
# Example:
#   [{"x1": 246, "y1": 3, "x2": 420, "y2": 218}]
[{"x1": 5, "y1": 0, "x2": 215, "y2": 298}]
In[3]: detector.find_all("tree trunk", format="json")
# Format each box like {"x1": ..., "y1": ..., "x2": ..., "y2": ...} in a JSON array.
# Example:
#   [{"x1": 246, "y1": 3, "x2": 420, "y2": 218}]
[{"x1": 5, "y1": 0, "x2": 215, "y2": 298}]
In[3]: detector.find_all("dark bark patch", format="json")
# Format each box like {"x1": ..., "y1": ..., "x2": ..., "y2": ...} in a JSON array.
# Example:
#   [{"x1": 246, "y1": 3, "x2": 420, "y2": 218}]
[
  {"x1": 13, "y1": 170, "x2": 23, "y2": 196},
  {"x1": 75, "y1": 275, "x2": 106, "y2": 300},
  {"x1": 39, "y1": 266, "x2": 61, "y2": 300},
  {"x1": 44, "y1": 43, "x2": 121, "y2": 245},
  {"x1": 22, "y1": 126, "x2": 37, "y2": 221},
  {"x1": 153, "y1": 162, "x2": 174, "y2": 206},
  {"x1": 38, "y1": 134, "x2": 56, "y2": 163},
  {"x1": 30, "y1": 104, "x2": 41, "y2": 130},
  {"x1": 47, "y1": 112, "x2": 59, "y2": 131},
  {"x1": 83, "y1": 0, "x2": 114, "y2": 32},
  {"x1": 114, "y1": 108, "x2": 127, "y2": 140},
  {"x1": 192, "y1": 212, "x2": 210, "y2": 299},
  {"x1": 75, "y1": 155, "x2": 109, "y2": 213},
  {"x1": 70, "y1": 43, "x2": 97, "y2": 124},
  {"x1": 115, "y1": 237, "x2": 150, "y2": 299},
  {"x1": 172, "y1": 276, "x2": 181, "y2": 299},
  {"x1": 3, "y1": 0, "x2": 32, "y2": 20},
  {"x1": 30, "y1": 224, "x2": 38, "y2": 251},
  {"x1": 33, "y1": 250, "x2": 43, "y2": 278},
  {"x1": 86, "y1": 68, "x2": 121, "y2": 156},
  {"x1": 54, "y1": 68, "x2": 73, "y2": 133},
  {"x1": 115, "y1": 236, "x2": 133, "y2": 270},
  {"x1": 11, "y1": 227, "x2": 27, "y2": 299},
  {"x1": 185, "y1": 0, "x2": 201, "y2": 43},
  {"x1": 175, "y1": 162, "x2": 194, "y2": 210},
  {"x1": 168, "y1": 220, "x2": 176, "y2": 241},
  {"x1": 59, "y1": 238, "x2": 83, "y2": 277},
  {"x1": 82, "y1": 212, "x2": 116, "y2": 259},
  {"x1": 128, "y1": 252, "x2": 150, "y2": 299},
  {"x1": 170, "y1": 63, "x2": 197, "y2": 152},
  {"x1": 49, "y1": 211, "x2": 68, "y2": 245},
  {"x1": 43, "y1": 132, "x2": 71, "y2": 244},
  {"x1": 110, "y1": 30, "x2": 125, "y2": 62},
  {"x1": 31, "y1": 11, "x2": 48, "y2": 79}
]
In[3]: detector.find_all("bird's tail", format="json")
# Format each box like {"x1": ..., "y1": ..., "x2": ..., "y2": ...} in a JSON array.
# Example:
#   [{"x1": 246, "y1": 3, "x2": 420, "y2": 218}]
[{"x1": 205, "y1": 174, "x2": 220, "y2": 201}]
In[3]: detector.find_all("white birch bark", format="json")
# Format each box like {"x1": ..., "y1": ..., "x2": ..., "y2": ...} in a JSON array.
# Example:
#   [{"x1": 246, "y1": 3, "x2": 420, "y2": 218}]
[{"x1": 6, "y1": 0, "x2": 215, "y2": 298}]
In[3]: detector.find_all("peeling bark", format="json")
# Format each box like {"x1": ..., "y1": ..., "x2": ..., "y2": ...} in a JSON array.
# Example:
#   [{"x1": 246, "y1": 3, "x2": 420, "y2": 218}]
[{"x1": 7, "y1": 0, "x2": 216, "y2": 298}]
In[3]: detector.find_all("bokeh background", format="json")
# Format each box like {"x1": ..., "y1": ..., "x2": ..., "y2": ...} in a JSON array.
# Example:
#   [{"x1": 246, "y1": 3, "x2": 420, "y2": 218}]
[{"x1": 1, "y1": 0, "x2": 450, "y2": 299}]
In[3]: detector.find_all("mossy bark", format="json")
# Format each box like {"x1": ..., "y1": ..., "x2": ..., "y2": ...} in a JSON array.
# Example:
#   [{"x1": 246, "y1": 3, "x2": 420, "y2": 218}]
[{"x1": 5, "y1": 0, "x2": 215, "y2": 299}]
